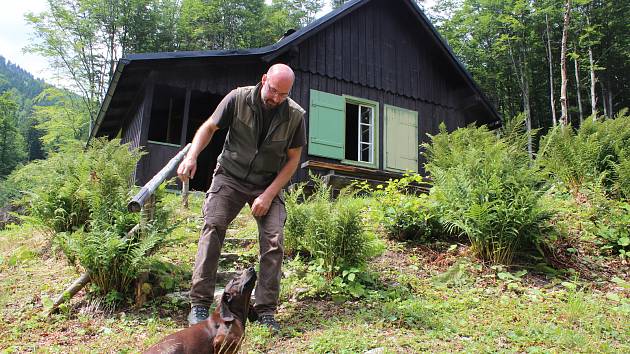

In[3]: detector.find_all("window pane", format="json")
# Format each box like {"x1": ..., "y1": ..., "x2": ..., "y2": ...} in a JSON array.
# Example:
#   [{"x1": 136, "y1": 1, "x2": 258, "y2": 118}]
[
  {"x1": 361, "y1": 144, "x2": 371, "y2": 162},
  {"x1": 361, "y1": 124, "x2": 371, "y2": 144},
  {"x1": 360, "y1": 106, "x2": 372, "y2": 124}
]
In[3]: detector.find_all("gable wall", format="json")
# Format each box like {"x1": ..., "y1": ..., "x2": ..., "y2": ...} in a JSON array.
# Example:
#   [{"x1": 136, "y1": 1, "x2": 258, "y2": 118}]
[{"x1": 286, "y1": 0, "x2": 471, "y2": 180}]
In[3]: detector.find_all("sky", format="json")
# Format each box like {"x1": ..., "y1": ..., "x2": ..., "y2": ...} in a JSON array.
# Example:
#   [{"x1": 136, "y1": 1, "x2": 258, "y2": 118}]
[
  {"x1": 0, "y1": 0, "x2": 434, "y2": 87},
  {"x1": 0, "y1": 0, "x2": 52, "y2": 82}
]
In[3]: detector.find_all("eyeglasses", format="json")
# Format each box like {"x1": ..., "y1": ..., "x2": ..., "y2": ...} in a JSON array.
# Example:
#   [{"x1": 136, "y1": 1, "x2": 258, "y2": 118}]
[{"x1": 265, "y1": 81, "x2": 290, "y2": 99}]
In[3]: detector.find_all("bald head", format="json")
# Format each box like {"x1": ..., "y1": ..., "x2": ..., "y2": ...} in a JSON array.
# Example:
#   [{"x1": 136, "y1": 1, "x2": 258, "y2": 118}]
[
  {"x1": 260, "y1": 64, "x2": 295, "y2": 109},
  {"x1": 267, "y1": 63, "x2": 295, "y2": 83}
]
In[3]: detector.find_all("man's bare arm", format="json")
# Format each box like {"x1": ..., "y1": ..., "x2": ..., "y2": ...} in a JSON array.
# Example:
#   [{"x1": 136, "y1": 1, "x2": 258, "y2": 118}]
[{"x1": 250, "y1": 146, "x2": 302, "y2": 217}]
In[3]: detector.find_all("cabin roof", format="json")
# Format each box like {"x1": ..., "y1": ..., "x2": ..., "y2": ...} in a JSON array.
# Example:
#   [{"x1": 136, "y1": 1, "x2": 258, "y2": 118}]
[{"x1": 89, "y1": 0, "x2": 501, "y2": 143}]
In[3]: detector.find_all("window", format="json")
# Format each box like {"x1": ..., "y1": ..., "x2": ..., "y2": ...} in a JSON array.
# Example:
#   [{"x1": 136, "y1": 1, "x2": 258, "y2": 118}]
[
  {"x1": 308, "y1": 90, "x2": 419, "y2": 172},
  {"x1": 345, "y1": 102, "x2": 375, "y2": 163},
  {"x1": 308, "y1": 90, "x2": 379, "y2": 168}
]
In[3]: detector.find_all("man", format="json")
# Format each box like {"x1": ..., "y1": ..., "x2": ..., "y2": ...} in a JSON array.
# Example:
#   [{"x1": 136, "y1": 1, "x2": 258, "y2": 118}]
[{"x1": 177, "y1": 63, "x2": 306, "y2": 332}]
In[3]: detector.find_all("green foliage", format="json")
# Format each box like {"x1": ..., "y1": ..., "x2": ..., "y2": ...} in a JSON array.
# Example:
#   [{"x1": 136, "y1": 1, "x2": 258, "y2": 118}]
[
  {"x1": 594, "y1": 201, "x2": 630, "y2": 260},
  {"x1": 423, "y1": 122, "x2": 551, "y2": 264},
  {"x1": 537, "y1": 111, "x2": 630, "y2": 199},
  {"x1": 284, "y1": 176, "x2": 383, "y2": 278},
  {"x1": 8, "y1": 138, "x2": 173, "y2": 303},
  {"x1": 433, "y1": 0, "x2": 629, "y2": 130},
  {"x1": 282, "y1": 255, "x2": 376, "y2": 303},
  {"x1": 0, "y1": 56, "x2": 46, "y2": 99},
  {"x1": 31, "y1": 87, "x2": 90, "y2": 154},
  {"x1": 372, "y1": 174, "x2": 438, "y2": 241},
  {"x1": 0, "y1": 92, "x2": 27, "y2": 178},
  {"x1": 9, "y1": 139, "x2": 139, "y2": 232}
]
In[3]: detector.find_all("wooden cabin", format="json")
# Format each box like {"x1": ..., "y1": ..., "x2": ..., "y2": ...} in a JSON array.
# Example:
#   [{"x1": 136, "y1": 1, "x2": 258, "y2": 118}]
[{"x1": 89, "y1": 0, "x2": 500, "y2": 191}]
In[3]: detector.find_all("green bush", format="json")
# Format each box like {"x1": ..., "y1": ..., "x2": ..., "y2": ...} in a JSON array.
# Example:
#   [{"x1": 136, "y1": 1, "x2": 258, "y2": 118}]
[
  {"x1": 373, "y1": 174, "x2": 438, "y2": 241},
  {"x1": 8, "y1": 138, "x2": 141, "y2": 233},
  {"x1": 10, "y1": 138, "x2": 173, "y2": 304},
  {"x1": 537, "y1": 110, "x2": 630, "y2": 199},
  {"x1": 594, "y1": 201, "x2": 630, "y2": 260},
  {"x1": 613, "y1": 150, "x2": 630, "y2": 200},
  {"x1": 423, "y1": 122, "x2": 550, "y2": 264},
  {"x1": 284, "y1": 176, "x2": 383, "y2": 279}
]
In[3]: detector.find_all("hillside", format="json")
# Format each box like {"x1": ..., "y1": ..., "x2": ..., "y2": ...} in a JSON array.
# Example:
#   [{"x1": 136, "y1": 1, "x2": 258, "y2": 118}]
[{"x1": 0, "y1": 55, "x2": 46, "y2": 102}]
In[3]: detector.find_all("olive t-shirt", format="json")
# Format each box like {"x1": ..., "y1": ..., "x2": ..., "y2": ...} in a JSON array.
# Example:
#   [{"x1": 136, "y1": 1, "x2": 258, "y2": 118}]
[{"x1": 210, "y1": 88, "x2": 306, "y2": 149}]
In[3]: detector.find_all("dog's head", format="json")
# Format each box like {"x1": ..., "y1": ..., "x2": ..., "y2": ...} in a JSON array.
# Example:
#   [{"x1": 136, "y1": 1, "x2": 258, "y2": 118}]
[{"x1": 219, "y1": 267, "x2": 257, "y2": 324}]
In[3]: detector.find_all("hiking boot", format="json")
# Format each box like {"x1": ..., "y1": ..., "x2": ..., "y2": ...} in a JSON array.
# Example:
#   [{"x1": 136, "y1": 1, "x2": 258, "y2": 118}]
[
  {"x1": 188, "y1": 305, "x2": 209, "y2": 326},
  {"x1": 258, "y1": 314, "x2": 280, "y2": 333}
]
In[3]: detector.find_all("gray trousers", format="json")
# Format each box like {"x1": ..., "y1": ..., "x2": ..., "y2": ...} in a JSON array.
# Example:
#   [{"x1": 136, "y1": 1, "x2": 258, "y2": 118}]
[{"x1": 189, "y1": 167, "x2": 286, "y2": 316}]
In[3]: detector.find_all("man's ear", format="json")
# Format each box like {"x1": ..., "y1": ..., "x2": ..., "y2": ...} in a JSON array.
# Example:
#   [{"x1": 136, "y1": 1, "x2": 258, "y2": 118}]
[{"x1": 220, "y1": 293, "x2": 234, "y2": 322}]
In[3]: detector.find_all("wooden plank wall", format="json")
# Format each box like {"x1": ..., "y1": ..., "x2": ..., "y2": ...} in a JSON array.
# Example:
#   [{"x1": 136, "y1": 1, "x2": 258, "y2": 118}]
[
  {"x1": 287, "y1": 0, "x2": 471, "y2": 181},
  {"x1": 121, "y1": 101, "x2": 144, "y2": 150}
]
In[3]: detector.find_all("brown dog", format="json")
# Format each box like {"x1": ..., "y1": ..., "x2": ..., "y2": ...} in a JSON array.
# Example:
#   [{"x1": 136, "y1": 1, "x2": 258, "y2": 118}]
[{"x1": 144, "y1": 267, "x2": 257, "y2": 354}]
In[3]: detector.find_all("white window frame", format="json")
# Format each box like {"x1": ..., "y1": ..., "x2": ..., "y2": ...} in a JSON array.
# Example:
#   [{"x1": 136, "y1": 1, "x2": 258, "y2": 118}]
[{"x1": 342, "y1": 95, "x2": 379, "y2": 169}]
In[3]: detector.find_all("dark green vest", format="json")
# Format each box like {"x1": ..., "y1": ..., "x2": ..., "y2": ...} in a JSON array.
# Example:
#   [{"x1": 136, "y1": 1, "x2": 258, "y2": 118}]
[{"x1": 218, "y1": 84, "x2": 305, "y2": 186}]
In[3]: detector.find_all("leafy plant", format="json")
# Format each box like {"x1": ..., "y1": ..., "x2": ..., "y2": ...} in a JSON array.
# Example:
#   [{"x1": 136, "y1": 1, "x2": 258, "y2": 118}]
[
  {"x1": 537, "y1": 110, "x2": 630, "y2": 199},
  {"x1": 282, "y1": 255, "x2": 375, "y2": 302},
  {"x1": 10, "y1": 138, "x2": 174, "y2": 303},
  {"x1": 284, "y1": 175, "x2": 384, "y2": 279},
  {"x1": 594, "y1": 201, "x2": 630, "y2": 259},
  {"x1": 373, "y1": 174, "x2": 438, "y2": 241},
  {"x1": 423, "y1": 122, "x2": 551, "y2": 264}
]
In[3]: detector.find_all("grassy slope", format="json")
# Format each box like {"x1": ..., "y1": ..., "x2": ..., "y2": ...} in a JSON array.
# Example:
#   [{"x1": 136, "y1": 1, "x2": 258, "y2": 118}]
[{"x1": 0, "y1": 194, "x2": 628, "y2": 353}]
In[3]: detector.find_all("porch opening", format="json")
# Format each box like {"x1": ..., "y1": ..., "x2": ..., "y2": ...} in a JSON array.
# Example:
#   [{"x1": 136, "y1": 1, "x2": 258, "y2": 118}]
[
  {"x1": 148, "y1": 85, "x2": 185, "y2": 144},
  {"x1": 186, "y1": 90, "x2": 228, "y2": 192}
]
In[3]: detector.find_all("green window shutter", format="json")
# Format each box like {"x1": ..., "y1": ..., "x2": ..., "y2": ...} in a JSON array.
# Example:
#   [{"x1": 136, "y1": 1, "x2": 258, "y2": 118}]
[
  {"x1": 384, "y1": 105, "x2": 418, "y2": 172},
  {"x1": 308, "y1": 89, "x2": 345, "y2": 159}
]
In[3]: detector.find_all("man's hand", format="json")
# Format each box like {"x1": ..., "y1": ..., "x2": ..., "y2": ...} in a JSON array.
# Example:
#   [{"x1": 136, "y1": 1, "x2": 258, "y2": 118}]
[
  {"x1": 177, "y1": 156, "x2": 198, "y2": 182},
  {"x1": 251, "y1": 192, "x2": 273, "y2": 217}
]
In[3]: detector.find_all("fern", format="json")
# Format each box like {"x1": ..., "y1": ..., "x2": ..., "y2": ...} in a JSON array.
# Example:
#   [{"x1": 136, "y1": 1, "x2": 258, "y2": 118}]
[
  {"x1": 284, "y1": 174, "x2": 383, "y2": 278},
  {"x1": 537, "y1": 111, "x2": 630, "y2": 199},
  {"x1": 9, "y1": 138, "x2": 173, "y2": 304},
  {"x1": 423, "y1": 122, "x2": 550, "y2": 264}
]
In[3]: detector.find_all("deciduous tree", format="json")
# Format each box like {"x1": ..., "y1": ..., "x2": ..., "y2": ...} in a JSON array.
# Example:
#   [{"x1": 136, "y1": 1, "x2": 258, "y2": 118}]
[{"x1": 0, "y1": 93, "x2": 27, "y2": 177}]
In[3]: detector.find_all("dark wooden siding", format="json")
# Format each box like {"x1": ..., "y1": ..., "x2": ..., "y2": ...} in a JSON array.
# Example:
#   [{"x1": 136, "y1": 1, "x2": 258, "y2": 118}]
[
  {"x1": 285, "y1": 0, "x2": 471, "y2": 181},
  {"x1": 150, "y1": 62, "x2": 267, "y2": 94},
  {"x1": 115, "y1": 0, "x2": 492, "y2": 188},
  {"x1": 288, "y1": 0, "x2": 468, "y2": 108},
  {"x1": 289, "y1": 70, "x2": 463, "y2": 182},
  {"x1": 121, "y1": 101, "x2": 144, "y2": 149},
  {"x1": 140, "y1": 142, "x2": 180, "y2": 186}
]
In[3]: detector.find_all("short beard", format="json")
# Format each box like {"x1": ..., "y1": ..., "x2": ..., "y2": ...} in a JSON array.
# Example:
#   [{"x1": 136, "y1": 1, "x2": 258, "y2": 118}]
[{"x1": 262, "y1": 99, "x2": 277, "y2": 110}]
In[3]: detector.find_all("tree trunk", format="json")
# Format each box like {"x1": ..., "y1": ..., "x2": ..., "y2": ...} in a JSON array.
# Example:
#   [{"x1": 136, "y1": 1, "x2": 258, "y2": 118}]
[
  {"x1": 507, "y1": 41, "x2": 533, "y2": 157},
  {"x1": 607, "y1": 77, "x2": 614, "y2": 117},
  {"x1": 524, "y1": 80, "x2": 533, "y2": 158},
  {"x1": 560, "y1": 0, "x2": 571, "y2": 126},
  {"x1": 545, "y1": 14, "x2": 557, "y2": 126},
  {"x1": 587, "y1": 16, "x2": 598, "y2": 120},
  {"x1": 574, "y1": 48, "x2": 583, "y2": 123},
  {"x1": 601, "y1": 82, "x2": 608, "y2": 117}
]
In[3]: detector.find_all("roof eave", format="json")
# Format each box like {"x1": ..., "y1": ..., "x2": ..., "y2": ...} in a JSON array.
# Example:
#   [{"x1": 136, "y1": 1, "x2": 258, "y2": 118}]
[{"x1": 87, "y1": 58, "x2": 129, "y2": 146}]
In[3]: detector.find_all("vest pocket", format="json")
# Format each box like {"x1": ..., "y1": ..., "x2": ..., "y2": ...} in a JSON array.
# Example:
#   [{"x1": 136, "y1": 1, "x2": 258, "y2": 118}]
[{"x1": 258, "y1": 141, "x2": 286, "y2": 173}]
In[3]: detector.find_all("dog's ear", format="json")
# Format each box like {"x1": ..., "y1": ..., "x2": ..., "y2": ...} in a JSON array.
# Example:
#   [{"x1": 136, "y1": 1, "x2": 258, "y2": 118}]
[{"x1": 220, "y1": 293, "x2": 235, "y2": 322}]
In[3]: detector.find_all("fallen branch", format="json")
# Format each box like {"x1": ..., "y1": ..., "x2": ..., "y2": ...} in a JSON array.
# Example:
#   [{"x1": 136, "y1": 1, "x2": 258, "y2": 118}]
[{"x1": 47, "y1": 272, "x2": 91, "y2": 315}]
